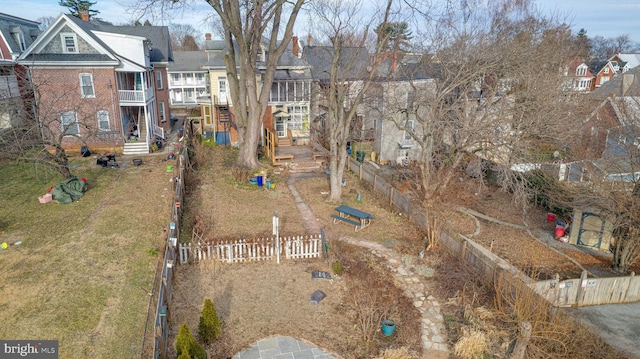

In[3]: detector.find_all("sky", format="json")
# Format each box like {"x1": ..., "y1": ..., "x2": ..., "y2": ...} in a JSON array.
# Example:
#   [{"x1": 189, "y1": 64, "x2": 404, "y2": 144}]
[{"x1": 2, "y1": 0, "x2": 639, "y2": 43}]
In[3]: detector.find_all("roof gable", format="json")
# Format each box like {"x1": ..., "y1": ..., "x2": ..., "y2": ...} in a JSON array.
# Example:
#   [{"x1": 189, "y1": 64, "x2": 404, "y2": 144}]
[{"x1": 18, "y1": 14, "x2": 118, "y2": 65}]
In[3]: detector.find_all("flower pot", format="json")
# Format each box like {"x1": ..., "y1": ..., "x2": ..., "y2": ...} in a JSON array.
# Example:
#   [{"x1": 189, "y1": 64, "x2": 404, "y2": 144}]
[{"x1": 381, "y1": 320, "x2": 396, "y2": 336}]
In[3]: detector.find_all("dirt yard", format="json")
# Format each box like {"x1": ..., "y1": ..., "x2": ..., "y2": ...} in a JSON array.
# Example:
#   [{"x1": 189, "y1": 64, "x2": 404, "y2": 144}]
[
  {"x1": 171, "y1": 145, "x2": 633, "y2": 358},
  {"x1": 172, "y1": 146, "x2": 426, "y2": 358}
]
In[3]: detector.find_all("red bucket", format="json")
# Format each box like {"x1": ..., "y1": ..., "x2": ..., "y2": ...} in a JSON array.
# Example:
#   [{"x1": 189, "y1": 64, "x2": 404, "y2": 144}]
[
  {"x1": 555, "y1": 227, "x2": 565, "y2": 238},
  {"x1": 547, "y1": 213, "x2": 556, "y2": 222}
]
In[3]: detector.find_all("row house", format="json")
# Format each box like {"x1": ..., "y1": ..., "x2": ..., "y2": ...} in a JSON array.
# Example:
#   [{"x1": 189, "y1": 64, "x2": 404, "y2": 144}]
[
  {"x1": 196, "y1": 34, "x2": 312, "y2": 146},
  {"x1": 17, "y1": 13, "x2": 173, "y2": 155},
  {"x1": 168, "y1": 51, "x2": 209, "y2": 113},
  {"x1": 0, "y1": 12, "x2": 40, "y2": 129}
]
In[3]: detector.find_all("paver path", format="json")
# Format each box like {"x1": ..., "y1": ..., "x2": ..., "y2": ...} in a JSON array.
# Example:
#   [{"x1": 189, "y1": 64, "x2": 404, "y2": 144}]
[
  {"x1": 232, "y1": 336, "x2": 336, "y2": 359},
  {"x1": 285, "y1": 174, "x2": 450, "y2": 359}
]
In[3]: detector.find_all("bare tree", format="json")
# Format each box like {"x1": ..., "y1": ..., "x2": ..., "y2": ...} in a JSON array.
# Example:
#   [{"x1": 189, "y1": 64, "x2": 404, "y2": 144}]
[
  {"x1": 589, "y1": 34, "x2": 640, "y2": 61},
  {"x1": 133, "y1": 0, "x2": 305, "y2": 170},
  {"x1": 0, "y1": 68, "x2": 110, "y2": 178},
  {"x1": 36, "y1": 16, "x2": 56, "y2": 31},
  {"x1": 209, "y1": 0, "x2": 305, "y2": 170},
  {"x1": 307, "y1": 0, "x2": 393, "y2": 201},
  {"x1": 389, "y1": 0, "x2": 576, "y2": 205},
  {"x1": 169, "y1": 23, "x2": 203, "y2": 50},
  {"x1": 570, "y1": 97, "x2": 640, "y2": 273}
]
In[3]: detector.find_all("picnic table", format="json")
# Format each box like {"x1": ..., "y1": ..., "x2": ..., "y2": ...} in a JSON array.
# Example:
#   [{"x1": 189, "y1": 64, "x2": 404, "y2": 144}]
[{"x1": 331, "y1": 205, "x2": 373, "y2": 231}]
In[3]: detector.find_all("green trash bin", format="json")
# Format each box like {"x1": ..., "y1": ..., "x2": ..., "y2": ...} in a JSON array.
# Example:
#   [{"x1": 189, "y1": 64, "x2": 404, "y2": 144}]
[{"x1": 356, "y1": 150, "x2": 365, "y2": 163}]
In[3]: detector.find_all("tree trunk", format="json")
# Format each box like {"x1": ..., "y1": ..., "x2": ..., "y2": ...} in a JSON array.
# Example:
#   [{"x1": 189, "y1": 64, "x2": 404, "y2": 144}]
[
  {"x1": 234, "y1": 113, "x2": 261, "y2": 169},
  {"x1": 328, "y1": 146, "x2": 348, "y2": 202}
]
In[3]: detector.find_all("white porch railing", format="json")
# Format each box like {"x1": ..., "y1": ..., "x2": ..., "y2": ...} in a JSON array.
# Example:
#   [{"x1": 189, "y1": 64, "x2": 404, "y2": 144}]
[
  {"x1": 118, "y1": 88, "x2": 155, "y2": 103},
  {"x1": 118, "y1": 90, "x2": 144, "y2": 103},
  {"x1": 178, "y1": 235, "x2": 322, "y2": 264},
  {"x1": 153, "y1": 124, "x2": 165, "y2": 139}
]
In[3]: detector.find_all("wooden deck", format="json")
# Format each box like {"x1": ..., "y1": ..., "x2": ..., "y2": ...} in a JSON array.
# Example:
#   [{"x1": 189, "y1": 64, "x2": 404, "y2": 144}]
[{"x1": 274, "y1": 145, "x2": 327, "y2": 173}]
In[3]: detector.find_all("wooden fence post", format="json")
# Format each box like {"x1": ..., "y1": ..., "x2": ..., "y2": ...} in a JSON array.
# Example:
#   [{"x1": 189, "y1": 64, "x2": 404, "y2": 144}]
[
  {"x1": 461, "y1": 240, "x2": 467, "y2": 262},
  {"x1": 359, "y1": 163, "x2": 363, "y2": 179},
  {"x1": 389, "y1": 187, "x2": 394, "y2": 207},
  {"x1": 508, "y1": 321, "x2": 532, "y2": 359},
  {"x1": 576, "y1": 270, "x2": 588, "y2": 306},
  {"x1": 373, "y1": 174, "x2": 377, "y2": 190}
]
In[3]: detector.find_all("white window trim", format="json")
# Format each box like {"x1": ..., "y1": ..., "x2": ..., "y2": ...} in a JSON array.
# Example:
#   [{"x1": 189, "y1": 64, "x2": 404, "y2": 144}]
[
  {"x1": 604, "y1": 67, "x2": 609, "y2": 74},
  {"x1": 404, "y1": 119, "x2": 414, "y2": 141},
  {"x1": 79, "y1": 73, "x2": 95, "y2": 98},
  {"x1": 60, "y1": 111, "x2": 79, "y2": 135},
  {"x1": 159, "y1": 102, "x2": 166, "y2": 122},
  {"x1": 97, "y1": 110, "x2": 110, "y2": 131},
  {"x1": 61, "y1": 33, "x2": 78, "y2": 54},
  {"x1": 156, "y1": 70, "x2": 163, "y2": 89}
]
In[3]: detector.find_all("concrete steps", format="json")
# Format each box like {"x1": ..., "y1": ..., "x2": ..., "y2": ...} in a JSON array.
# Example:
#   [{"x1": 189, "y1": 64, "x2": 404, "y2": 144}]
[{"x1": 123, "y1": 141, "x2": 149, "y2": 155}]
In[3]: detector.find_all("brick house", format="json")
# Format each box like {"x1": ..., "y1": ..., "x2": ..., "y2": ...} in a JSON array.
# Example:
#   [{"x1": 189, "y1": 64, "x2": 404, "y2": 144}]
[
  {"x1": 17, "y1": 13, "x2": 173, "y2": 154},
  {"x1": 565, "y1": 58, "x2": 594, "y2": 92}
]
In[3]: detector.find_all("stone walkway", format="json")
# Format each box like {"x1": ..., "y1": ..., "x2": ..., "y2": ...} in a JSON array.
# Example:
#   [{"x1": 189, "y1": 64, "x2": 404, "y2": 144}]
[
  {"x1": 232, "y1": 336, "x2": 336, "y2": 359},
  {"x1": 284, "y1": 174, "x2": 450, "y2": 359}
]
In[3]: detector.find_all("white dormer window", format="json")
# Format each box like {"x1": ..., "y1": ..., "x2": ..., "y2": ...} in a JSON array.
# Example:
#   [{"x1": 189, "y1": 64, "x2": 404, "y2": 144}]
[
  {"x1": 61, "y1": 33, "x2": 78, "y2": 53},
  {"x1": 576, "y1": 66, "x2": 587, "y2": 77}
]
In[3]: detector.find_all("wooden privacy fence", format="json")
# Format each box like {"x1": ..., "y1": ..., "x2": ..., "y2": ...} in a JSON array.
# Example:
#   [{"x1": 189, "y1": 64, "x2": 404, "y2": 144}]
[
  {"x1": 179, "y1": 235, "x2": 323, "y2": 264},
  {"x1": 345, "y1": 156, "x2": 640, "y2": 307},
  {"x1": 145, "y1": 131, "x2": 189, "y2": 359},
  {"x1": 531, "y1": 271, "x2": 640, "y2": 307}
]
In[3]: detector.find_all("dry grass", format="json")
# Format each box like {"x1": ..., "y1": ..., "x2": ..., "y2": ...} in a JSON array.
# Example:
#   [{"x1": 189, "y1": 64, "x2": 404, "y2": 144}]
[
  {"x1": 453, "y1": 328, "x2": 489, "y2": 359},
  {"x1": 171, "y1": 145, "x2": 424, "y2": 358},
  {"x1": 0, "y1": 156, "x2": 173, "y2": 358}
]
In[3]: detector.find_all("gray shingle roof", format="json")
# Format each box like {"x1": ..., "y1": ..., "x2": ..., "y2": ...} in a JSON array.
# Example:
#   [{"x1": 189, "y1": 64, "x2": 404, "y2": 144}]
[
  {"x1": 303, "y1": 46, "x2": 370, "y2": 81},
  {"x1": 171, "y1": 51, "x2": 208, "y2": 71},
  {"x1": 19, "y1": 53, "x2": 116, "y2": 62},
  {"x1": 0, "y1": 12, "x2": 40, "y2": 57},
  {"x1": 61, "y1": 15, "x2": 173, "y2": 64},
  {"x1": 95, "y1": 24, "x2": 173, "y2": 63}
]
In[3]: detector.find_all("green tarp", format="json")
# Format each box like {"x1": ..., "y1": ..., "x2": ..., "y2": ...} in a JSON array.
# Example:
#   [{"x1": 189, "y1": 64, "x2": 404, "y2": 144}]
[{"x1": 51, "y1": 176, "x2": 87, "y2": 204}]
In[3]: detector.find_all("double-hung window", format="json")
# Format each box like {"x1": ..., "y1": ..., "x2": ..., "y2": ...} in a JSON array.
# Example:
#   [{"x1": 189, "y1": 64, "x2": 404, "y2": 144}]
[
  {"x1": 61, "y1": 33, "x2": 78, "y2": 53},
  {"x1": 159, "y1": 102, "x2": 166, "y2": 122},
  {"x1": 61, "y1": 112, "x2": 79, "y2": 135},
  {"x1": 79, "y1": 73, "x2": 95, "y2": 98},
  {"x1": 404, "y1": 119, "x2": 414, "y2": 141},
  {"x1": 156, "y1": 71, "x2": 163, "y2": 89},
  {"x1": 97, "y1": 111, "x2": 110, "y2": 131}
]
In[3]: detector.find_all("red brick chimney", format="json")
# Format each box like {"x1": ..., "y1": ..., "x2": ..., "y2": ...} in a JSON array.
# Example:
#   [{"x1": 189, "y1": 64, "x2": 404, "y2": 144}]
[
  {"x1": 205, "y1": 33, "x2": 212, "y2": 41},
  {"x1": 80, "y1": 10, "x2": 89, "y2": 22},
  {"x1": 307, "y1": 34, "x2": 313, "y2": 46},
  {"x1": 292, "y1": 36, "x2": 299, "y2": 57}
]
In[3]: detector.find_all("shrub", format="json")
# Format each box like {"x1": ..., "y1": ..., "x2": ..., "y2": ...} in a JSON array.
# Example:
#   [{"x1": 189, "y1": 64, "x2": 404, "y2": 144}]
[
  {"x1": 176, "y1": 323, "x2": 206, "y2": 359},
  {"x1": 332, "y1": 261, "x2": 344, "y2": 275},
  {"x1": 198, "y1": 298, "x2": 222, "y2": 344}
]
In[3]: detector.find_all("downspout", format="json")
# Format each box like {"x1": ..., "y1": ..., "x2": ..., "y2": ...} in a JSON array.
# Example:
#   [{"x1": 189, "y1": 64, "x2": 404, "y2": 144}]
[{"x1": 108, "y1": 78, "x2": 119, "y2": 148}]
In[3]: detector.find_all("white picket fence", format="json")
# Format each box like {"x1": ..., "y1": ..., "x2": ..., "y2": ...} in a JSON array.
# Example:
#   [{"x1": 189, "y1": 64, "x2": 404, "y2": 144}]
[{"x1": 178, "y1": 235, "x2": 323, "y2": 264}]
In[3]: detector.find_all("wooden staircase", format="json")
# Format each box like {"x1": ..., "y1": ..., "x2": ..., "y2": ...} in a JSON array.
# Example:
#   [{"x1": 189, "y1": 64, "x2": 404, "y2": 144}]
[{"x1": 216, "y1": 104, "x2": 237, "y2": 130}]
